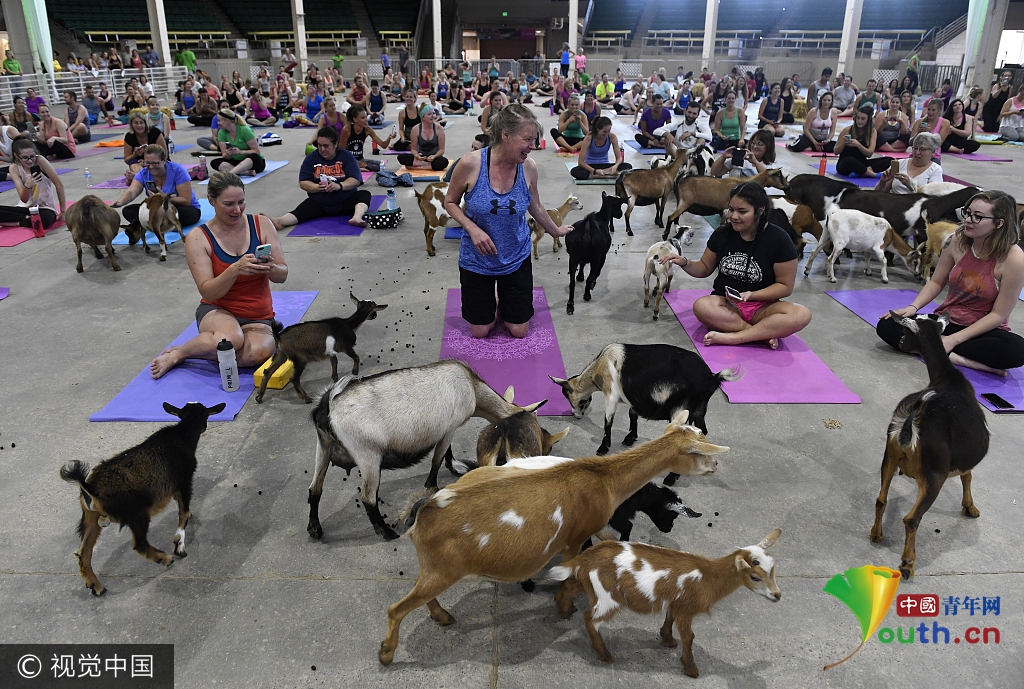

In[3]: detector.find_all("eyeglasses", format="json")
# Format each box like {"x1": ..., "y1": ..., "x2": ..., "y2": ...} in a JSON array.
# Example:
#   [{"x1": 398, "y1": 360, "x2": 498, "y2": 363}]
[
  {"x1": 958, "y1": 208, "x2": 996, "y2": 224},
  {"x1": 17, "y1": 154, "x2": 37, "y2": 163},
  {"x1": 142, "y1": 161, "x2": 164, "y2": 167}
]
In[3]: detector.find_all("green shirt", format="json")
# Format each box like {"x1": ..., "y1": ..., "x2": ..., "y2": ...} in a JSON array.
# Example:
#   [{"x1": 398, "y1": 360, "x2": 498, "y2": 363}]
[
  {"x1": 177, "y1": 50, "x2": 196, "y2": 71},
  {"x1": 3, "y1": 58, "x2": 21, "y2": 75},
  {"x1": 217, "y1": 124, "x2": 261, "y2": 160},
  {"x1": 579, "y1": 73, "x2": 591, "y2": 86},
  {"x1": 908, "y1": 55, "x2": 920, "y2": 73},
  {"x1": 332, "y1": 54, "x2": 344, "y2": 70}
]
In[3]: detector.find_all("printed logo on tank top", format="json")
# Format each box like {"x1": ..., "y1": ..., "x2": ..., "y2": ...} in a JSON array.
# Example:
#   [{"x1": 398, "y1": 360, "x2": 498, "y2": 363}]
[
  {"x1": 313, "y1": 162, "x2": 346, "y2": 178},
  {"x1": 947, "y1": 268, "x2": 987, "y2": 302},
  {"x1": 490, "y1": 199, "x2": 518, "y2": 215},
  {"x1": 719, "y1": 252, "x2": 763, "y2": 284}
]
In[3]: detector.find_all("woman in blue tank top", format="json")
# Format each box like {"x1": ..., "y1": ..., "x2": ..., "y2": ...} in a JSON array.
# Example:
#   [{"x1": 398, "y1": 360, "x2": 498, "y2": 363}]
[
  {"x1": 570, "y1": 115, "x2": 631, "y2": 180},
  {"x1": 444, "y1": 104, "x2": 574, "y2": 338}
]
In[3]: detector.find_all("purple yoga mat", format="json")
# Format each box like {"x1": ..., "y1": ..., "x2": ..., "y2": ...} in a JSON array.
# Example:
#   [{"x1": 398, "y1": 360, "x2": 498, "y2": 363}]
[
  {"x1": 90, "y1": 291, "x2": 318, "y2": 422},
  {"x1": 440, "y1": 287, "x2": 571, "y2": 416},
  {"x1": 947, "y1": 152, "x2": 1014, "y2": 162},
  {"x1": 0, "y1": 168, "x2": 76, "y2": 194},
  {"x1": 287, "y1": 195, "x2": 384, "y2": 237},
  {"x1": 943, "y1": 174, "x2": 978, "y2": 187},
  {"x1": 664, "y1": 290, "x2": 861, "y2": 404},
  {"x1": 73, "y1": 146, "x2": 117, "y2": 159},
  {"x1": 89, "y1": 177, "x2": 130, "y2": 189},
  {"x1": 0, "y1": 288, "x2": 9, "y2": 301},
  {"x1": 806, "y1": 163, "x2": 880, "y2": 187},
  {"x1": 826, "y1": 289, "x2": 1024, "y2": 413}
]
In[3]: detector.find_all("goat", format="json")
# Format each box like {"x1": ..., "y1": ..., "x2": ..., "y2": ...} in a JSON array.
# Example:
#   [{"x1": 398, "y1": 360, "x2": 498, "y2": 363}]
[
  {"x1": 595, "y1": 481, "x2": 701, "y2": 542},
  {"x1": 919, "y1": 181, "x2": 968, "y2": 197},
  {"x1": 58, "y1": 401, "x2": 226, "y2": 596},
  {"x1": 679, "y1": 143, "x2": 715, "y2": 179},
  {"x1": 529, "y1": 195, "x2": 583, "y2": 259},
  {"x1": 643, "y1": 232, "x2": 696, "y2": 321},
  {"x1": 770, "y1": 197, "x2": 822, "y2": 257},
  {"x1": 871, "y1": 312, "x2": 989, "y2": 579},
  {"x1": 65, "y1": 195, "x2": 122, "y2": 273},
  {"x1": 664, "y1": 168, "x2": 790, "y2": 240},
  {"x1": 564, "y1": 191, "x2": 626, "y2": 315},
  {"x1": 414, "y1": 182, "x2": 450, "y2": 257},
  {"x1": 803, "y1": 208, "x2": 912, "y2": 283},
  {"x1": 906, "y1": 211, "x2": 957, "y2": 281},
  {"x1": 549, "y1": 529, "x2": 782, "y2": 676},
  {"x1": 255, "y1": 293, "x2": 388, "y2": 404},
  {"x1": 124, "y1": 193, "x2": 182, "y2": 261},
  {"x1": 550, "y1": 343, "x2": 740, "y2": 461},
  {"x1": 377, "y1": 410, "x2": 727, "y2": 665},
  {"x1": 308, "y1": 360, "x2": 542, "y2": 540},
  {"x1": 615, "y1": 148, "x2": 688, "y2": 234}
]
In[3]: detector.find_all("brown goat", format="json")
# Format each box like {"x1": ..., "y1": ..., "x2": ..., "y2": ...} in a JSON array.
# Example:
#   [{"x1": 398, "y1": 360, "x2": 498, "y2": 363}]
[
  {"x1": 474, "y1": 390, "x2": 569, "y2": 467},
  {"x1": 377, "y1": 411, "x2": 726, "y2": 665},
  {"x1": 615, "y1": 148, "x2": 688, "y2": 235},
  {"x1": 529, "y1": 195, "x2": 583, "y2": 258},
  {"x1": 65, "y1": 195, "x2": 122, "y2": 273},
  {"x1": 551, "y1": 529, "x2": 782, "y2": 676},
  {"x1": 907, "y1": 212, "x2": 957, "y2": 282},
  {"x1": 663, "y1": 168, "x2": 790, "y2": 239}
]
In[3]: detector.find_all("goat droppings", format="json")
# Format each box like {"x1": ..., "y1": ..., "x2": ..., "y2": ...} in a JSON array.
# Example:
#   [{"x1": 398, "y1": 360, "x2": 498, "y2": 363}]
[
  {"x1": 311, "y1": 665, "x2": 316, "y2": 671},
  {"x1": 258, "y1": 491, "x2": 262, "y2": 495},
  {"x1": 708, "y1": 523, "x2": 713, "y2": 527},
  {"x1": 714, "y1": 512, "x2": 719, "y2": 516},
  {"x1": 399, "y1": 571, "x2": 404, "y2": 576}
]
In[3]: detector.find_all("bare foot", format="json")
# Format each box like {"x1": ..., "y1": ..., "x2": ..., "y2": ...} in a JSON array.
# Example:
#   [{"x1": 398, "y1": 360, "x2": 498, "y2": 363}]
[
  {"x1": 349, "y1": 216, "x2": 367, "y2": 228},
  {"x1": 151, "y1": 346, "x2": 185, "y2": 379},
  {"x1": 703, "y1": 331, "x2": 779, "y2": 349},
  {"x1": 949, "y1": 352, "x2": 1007, "y2": 376},
  {"x1": 269, "y1": 217, "x2": 283, "y2": 231}
]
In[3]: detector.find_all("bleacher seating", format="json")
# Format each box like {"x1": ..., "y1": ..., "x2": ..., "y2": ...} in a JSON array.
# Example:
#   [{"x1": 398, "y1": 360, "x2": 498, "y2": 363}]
[
  {"x1": 307, "y1": 2, "x2": 360, "y2": 33},
  {"x1": 649, "y1": 0, "x2": 708, "y2": 32},
  {"x1": 165, "y1": 1, "x2": 226, "y2": 34},
  {"x1": 48, "y1": 0, "x2": 149, "y2": 33},
  {"x1": 774, "y1": 0, "x2": 846, "y2": 33},
  {"x1": 587, "y1": 0, "x2": 646, "y2": 35},
  {"x1": 717, "y1": 0, "x2": 785, "y2": 34},
  {"x1": 860, "y1": 0, "x2": 967, "y2": 30},
  {"x1": 366, "y1": 0, "x2": 419, "y2": 38},
  {"x1": 219, "y1": 0, "x2": 292, "y2": 35}
]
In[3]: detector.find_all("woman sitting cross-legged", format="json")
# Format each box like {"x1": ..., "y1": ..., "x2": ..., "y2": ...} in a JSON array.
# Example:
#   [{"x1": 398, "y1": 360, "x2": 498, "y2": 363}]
[
  {"x1": 833, "y1": 105, "x2": 892, "y2": 178},
  {"x1": 111, "y1": 144, "x2": 203, "y2": 228},
  {"x1": 876, "y1": 190, "x2": 1024, "y2": 375},
  {"x1": 550, "y1": 94, "x2": 590, "y2": 152},
  {"x1": 875, "y1": 132, "x2": 943, "y2": 194},
  {"x1": 941, "y1": 98, "x2": 980, "y2": 154},
  {"x1": 211, "y1": 110, "x2": 266, "y2": 177},
  {"x1": 787, "y1": 91, "x2": 837, "y2": 153},
  {"x1": 0, "y1": 138, "x2": 66, "y2": 229},
  {"x1": 396, "y1": 105, "x2": 448, "y2": 171},
  {"x1": 570, "y1": 116, "x2": 631, "y2": 180},
  {"x1": 150, "y1": 172, "x2": 287, "y2": 379},
  {"x1": 658, "y1": 182, "x2": 811, "y2": 349}
]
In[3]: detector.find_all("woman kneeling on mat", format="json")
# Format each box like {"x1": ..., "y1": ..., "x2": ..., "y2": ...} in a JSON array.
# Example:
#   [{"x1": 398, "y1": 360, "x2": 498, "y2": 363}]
[
  {"x1": 150, "y1": 172, "x2": 287, "y2": 379},
  {"x1": 444, "y1": 104, "x2": 574, "y2": 338},
  {"x1": 877, "y1": 190, "x2": 1024, "y2": 375},
  {"x1": 659, "y1": 182, "x2": 811, "y2": 349},
  {"x1": 396, "y1": 105, "x2": 448, "y2": 171},
  {"x1": 571, "y1": 116, "x2": 631, "y2": 180},
  {"x1": 111, "y1": 144, "x2": 203, "y2": 228}
]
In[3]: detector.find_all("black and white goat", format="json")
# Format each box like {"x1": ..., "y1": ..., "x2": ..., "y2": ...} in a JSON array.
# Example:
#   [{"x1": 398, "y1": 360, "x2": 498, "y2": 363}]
[
  {"x1": 596, "y1": 481, "x2": 701, "y2": 542},
  {"x1": 564, "y1": 191, "x2": 627, "y2": 314},
  {"x1": 308, "y1": 360, "x2": 543, "y2": 540},
  {"x1": 550, "y1": 343, "x2": 740, "y2": 471},
  {"x1": 870, "y1": 312, "x2": 989, "y2": 579},
  {"x1": 59, "y1": 401, "x2": 226, "y2": 596}
]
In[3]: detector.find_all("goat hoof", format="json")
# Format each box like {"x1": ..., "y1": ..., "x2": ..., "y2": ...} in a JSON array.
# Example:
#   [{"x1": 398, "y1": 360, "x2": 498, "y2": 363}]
[
  {"x1": 308, "y1": 523, "x2": 324, "y2": 539},
  {"x1": 175, "y1": 547, "x2": 188, "y2": 558},
  {"x1": 378, "y1": 645, "x2": 395, "y2": 666},
  {"x1": 899, "y1": 564, "x2": 914, "y2": 580},
  {"x1": 430, "y1": 609, "x2": 455, "y2": 626},
  {"x1": 963, "y1": 504, "x2": 980, "y2": 518},
  {"x1": 88, "y1": 583, "x2": 107, "y2": 597},
  {"x1": 566, "y1": 305, "x2": 574, "y2": 315},
  {"x1": 682, "y1": 664, "x2": 699, "y2": 678},
  {"x1": 379, "y1": 525, "x2": 400, "y2": 541},
  {"x1": 255, "y1": 395, "x2": 264, "y2": 404},
  {"x1": 144, "y1": 246, "x2": 151, "y2": 253},
  {"x1": 112, "y1": 265, "x2": 121, "y2": 271},
  {"x1": 302, "y1": 396, "x2": 313, "y2": 404},
  {"x1": 829, "y1": 277, "x2": 836, "y2": 283},
  {"x1": 76, "y1": 266, "x2": 84, "y2": 273},
  {"x1": 882, "y1": 278, "x2": 889, "y2": 284},
  {"x1": 622, "y1": 434, "x2": 637, "y2": 447},
  {"x1": 661, "y1": 635, "x2": 677, "y2": 648},
  {"x1": 159, "y1": 256, "x2": 166, "y2": 262},
  {"x1": 596, "y1": 444, "x2": 610, "y2": 456},
  {"x1": 652, "y1": 315, "x2": 659, "y2": 321},
  {"x1": 583, "y1": 293, "x2": 591, "y2": 302},
  {"x1": 626, "y1": 229, "x2": 633, "y2": 236},
  {"x1": 520, "y1": 579, "x2": 536, "y2": 593},
  {"x1": 597, "y1": 650, "x2": 614, "y2": 663},
  {"x1": 869, "y1": 529, "x2": 883, "y2": 543}
]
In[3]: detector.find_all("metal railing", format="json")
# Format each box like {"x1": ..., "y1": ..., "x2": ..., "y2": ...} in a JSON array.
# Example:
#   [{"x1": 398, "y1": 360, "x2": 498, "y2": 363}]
[
  {"x1": 934, "y1": 14, "x2": 968, "y2": 50},
  {"x1": 0, "y1": 66, "x2": 190, "y2": 112},
  {"x1": 918, "y1": 64, "x2": 962, "y2": 94}
]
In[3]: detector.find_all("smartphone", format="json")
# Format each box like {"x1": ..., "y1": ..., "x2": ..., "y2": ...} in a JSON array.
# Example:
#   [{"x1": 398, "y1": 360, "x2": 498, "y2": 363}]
[
  {"x1": 731, "y1": 146, "x2": 745, "y2": 167},
  {"x1": 890, "y1": 158, "x2": 900, "y2": 176},
  {"x1": 254, "y1": 243, "x2": 272, "y2": 262},
  {"x1": 29, "y1": 164, "x2": 41, "y2": 177},
  {"x1": 844, "y1": 134, "x2": 852, "y2": 140},
  {"x1": 725, "y1": 286, "x2": 742, "y2": 302},
  {"x1": 981, "y1": 393, "x2": 1016, "y2": 410}
]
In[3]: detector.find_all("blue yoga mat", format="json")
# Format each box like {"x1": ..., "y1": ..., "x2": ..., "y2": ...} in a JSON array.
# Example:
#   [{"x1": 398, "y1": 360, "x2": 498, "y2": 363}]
[
  {"x1": 625, "y1": 140, "x2": 666, "y2": 154},
  {"x1": 444, "y1": 227, "x2": 463, "y2": 239},
  {"x1": 110, "y1": 199, "x2": 215, "y2": 246},
  {"x1": 806, "y1": 162, "x2": 880, "y2": 187},
  {"x1": 198, "y1": 159, "x2": 288, "y2": 185},
  {"x1": 90, "y1": 291, "x2": 318, "y2": 422},
  {"x1": 369, "y1": 120, "x2": 394, "y2": 129}
]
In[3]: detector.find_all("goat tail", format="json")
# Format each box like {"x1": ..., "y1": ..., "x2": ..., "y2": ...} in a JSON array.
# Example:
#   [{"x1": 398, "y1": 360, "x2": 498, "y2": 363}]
[
  {"x1": 400, "y1": 487, "x2": 438, "y2": 531},
  {"x1": 448, "y1": 457, "x2": 478, "y2": 476},
  {"x1": 270, "y1": 319, "x2": 284, "y2": 344},
  {"x1": 715, "y1": 366, "x2": 743, "y2": 384},
  {"x1": 545, "y1": 564, "x2": 578, "y2": 583},
  {"x1": 59, "y1": 461, "x2": 98, "y2": 508}
]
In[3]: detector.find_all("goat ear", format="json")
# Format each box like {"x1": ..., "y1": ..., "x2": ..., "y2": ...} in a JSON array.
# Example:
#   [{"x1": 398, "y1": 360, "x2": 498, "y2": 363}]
[
  {"x1": 522, "y1": 399, "x2": 547, "y2": 412},
  {"x1": 548, "y1": 376, "x2": 569, "y2": 388},
  {"x1": 758, "y1": 528, "x2": 782, "y2": 549},
  {"x1": 735, "y1": 555, "x2": 751, "y2": 571},
  {"x1": 690, "y1": 440, "x2": 729, "y2": 456},
  {"x1": 206, "y1": 402, "x2": 227, "y2": 415},
  {"x1": 888, "y1": 310, "x2": 917, "y2": 330},
  {"x1": 546, "y1": 427, "x2": 570, "y2": 444},
  {"x1": 162, "y1": 402, "x2": 183, "y2": 417},
  {"x1": 503, "y1": 386, "x2": 515, "y2": 403},
  {"x1": 374, "y1": 303, "x2": 388, "y2": 311},
  {"x1": 350, "y1": 292, "x2": 360, "y2": 306},
  {"x1": 670, "y1": 409, "x2": 690, "y2": 426}
]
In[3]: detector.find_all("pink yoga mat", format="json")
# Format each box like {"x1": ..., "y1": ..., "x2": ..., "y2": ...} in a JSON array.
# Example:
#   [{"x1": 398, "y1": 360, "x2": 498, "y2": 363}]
[
  {"x1": 440, "y1": 287, "x2": 571, "y2": 415},
  {"x1": 664, "y1": 290, "x2": 861, "y2": 404},
  {"x1": 286, "y1": 195, "x2": 384, "y2": 237},
  {"x1": 0, "y1": 200, "x2": 74, "y2": 247},
  {"x1": 947, "y1": 152, "x2": 1014, "y2": 162},
  {"x1": 798, "y1": 150, "x2": 910, "y2": 159},
  {"x1": 943, "y1": 174, "x2": 978, "y2": 187},
  {"x1": 825, "y1": 289, "x2": 1024, "y2": 413}
]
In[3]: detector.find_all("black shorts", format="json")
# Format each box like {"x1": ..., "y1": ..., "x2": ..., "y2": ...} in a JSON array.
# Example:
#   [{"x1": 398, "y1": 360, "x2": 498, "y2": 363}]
[
  {"x1": 196, "y1": 303, "x2": 275, "y2": 331},
  {"x1": 460, "y1": 259, "x2": 534, "y2": 326}
]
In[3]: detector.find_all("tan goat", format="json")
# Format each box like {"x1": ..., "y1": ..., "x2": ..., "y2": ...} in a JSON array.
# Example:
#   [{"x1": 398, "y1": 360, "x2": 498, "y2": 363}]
[
  {"x1": 550, "y1": 529, "x2": 782, "y2": 677},
  {"x1": 615, "y1": 148, "x2": 688, "y2": 235},
  {"x1": 907, "y1": 211, "x2": 957, "y2": 282},
  {"x1": 377, "y1": 411, "x2": 727, "y2": 665},
  {"x1": 475, "y1": 390, "x2": 569, "y2": 468},
  {"x1": 663, "y1": 168, "x2": 790, "y2": 240},
  {"x1": 528, "y1": 195, "x2": 583, "y2": 259}
]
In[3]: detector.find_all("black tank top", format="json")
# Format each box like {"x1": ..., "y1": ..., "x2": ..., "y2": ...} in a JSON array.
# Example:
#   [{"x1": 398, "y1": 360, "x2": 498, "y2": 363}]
[
  {"x1": 346, "y1": 125, "x2": 368, "y2": 160},
  {"x1": 417, "y1": 123, "x2": 439, "y2": 157},
  {"x1": 402, "y1": 108, "x2": 421, "y2": 140}
]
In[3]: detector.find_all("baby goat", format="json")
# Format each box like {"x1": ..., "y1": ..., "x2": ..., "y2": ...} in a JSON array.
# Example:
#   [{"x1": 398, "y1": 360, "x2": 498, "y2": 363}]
[
  {"x1": 643, "y1": 231, "x2": 695, "y2": 321},
  {"x1": 907, "y1": 211, "x2": 957, "y2": 282},
  {"x1": 803, "y1": 208, "x2": 911, "y2": 284},
  {"x1": 255, "y1": 293, "x2": 387, "y2": 404},
  {"x1": 597, "y1": 481, "x2": 701, "y2": 542},
  {"x1": 59, "y1": 401, "x2": 226, "y2": 596},
  {"x1": 550, "y1": 529, "x2": 782, "y2": 677},
  {"x1": 565, "y1": 191, "x2": 627, "y2": 314},
  {"x1": 529, "y1": 195, "x2": 583, "y2": 259},
  {"x1": 871, "y1": 312, "x2": 989, "y2": 579}
]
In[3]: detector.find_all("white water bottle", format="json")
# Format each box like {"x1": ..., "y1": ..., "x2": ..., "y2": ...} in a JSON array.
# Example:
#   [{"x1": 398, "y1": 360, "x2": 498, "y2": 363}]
[
  {"x1": 216, "y1": 339, "x2": 240, "y2": 392},
  {"x1": 387, "y1": 188, "x2": 397, "y2": 211}
]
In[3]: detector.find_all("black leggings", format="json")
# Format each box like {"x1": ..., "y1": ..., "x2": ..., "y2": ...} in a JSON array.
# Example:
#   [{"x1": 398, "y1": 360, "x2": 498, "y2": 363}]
[
  {"x1": 635, "y1": 132, "x2": 665, "y2": 148},
  {"x1": 835, "y1": 151, "x2": 892, "y2": 177},
  {"x1": 289, "y1": 189, "x2": 372, "y2": 224},
  {"x1": 392, "y1": 140, "x2": 412, "y2": 151},
  {"x1": 941, "y1": 133, "x2": 981, "y2": 154},
  {"x1": 0, "y1": 206, "x2": 57, "y2": 228},
  {"x1": 711, "y1": 134, "x2": 741, "y2": 151},
  {"x1": 570, "y1": 162, "x2": 631, "y2": 180},
  {"x1": 876, "y1": 315, "x2": 1024, "y2": 370},
  {"x1": 211, "y1": 154, "x2": 266, "y2": 173},
  {"x1": 396, "y1": 154, "x2": 449, "y2": 170},
  {"x1": 35, "y1": 140, "x2": 75, "y2": 159},
  {"x1": 789, "y1": 135, "x2": 835, "y2": 153},
  {"x1": 188, "y1": 115, "x2": 214, "y2": 127},
  {"x1": 552, "y1": 128, "x2": 584, "y2": 148},
  {"x1": 122, "y1": 202, "x2": 202, "y2": 227}
]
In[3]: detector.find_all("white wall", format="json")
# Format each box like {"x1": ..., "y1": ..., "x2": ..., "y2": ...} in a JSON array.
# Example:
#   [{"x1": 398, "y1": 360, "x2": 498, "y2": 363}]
[{"x1": 997, "y1": 30, "x2": 1024, "y2": 66}]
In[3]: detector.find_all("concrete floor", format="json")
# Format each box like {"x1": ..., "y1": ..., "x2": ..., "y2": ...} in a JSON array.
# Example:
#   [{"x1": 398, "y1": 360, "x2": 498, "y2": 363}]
[{"x1": 1, "y1": 100, "x2": 1022, "y2": 688}]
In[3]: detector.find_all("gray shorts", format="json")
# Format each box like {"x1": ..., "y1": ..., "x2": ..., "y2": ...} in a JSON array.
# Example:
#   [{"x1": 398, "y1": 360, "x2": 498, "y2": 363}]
[{"x1": 195, "y1": 303, "x2": 275, "y2": 331}]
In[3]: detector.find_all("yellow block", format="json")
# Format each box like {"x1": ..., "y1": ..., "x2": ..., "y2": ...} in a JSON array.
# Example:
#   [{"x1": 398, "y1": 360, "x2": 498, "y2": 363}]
[{"x1": 254, "y1": 357, "x2": 293, "y2": 390}]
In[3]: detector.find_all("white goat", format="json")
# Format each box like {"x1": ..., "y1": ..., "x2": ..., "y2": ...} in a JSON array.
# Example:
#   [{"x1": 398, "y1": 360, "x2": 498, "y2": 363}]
[
  {"x1": 804, "y1": 207, "x2": 902, "y2": 283},
  {"x1": 643, "y1": 231, "x2": 695, "y2": 321}
]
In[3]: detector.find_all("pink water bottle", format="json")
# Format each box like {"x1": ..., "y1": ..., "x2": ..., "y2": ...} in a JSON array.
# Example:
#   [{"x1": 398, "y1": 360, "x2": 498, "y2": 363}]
[{"x1": 29, "y1": 206, "x2": 44, "y2": 238}]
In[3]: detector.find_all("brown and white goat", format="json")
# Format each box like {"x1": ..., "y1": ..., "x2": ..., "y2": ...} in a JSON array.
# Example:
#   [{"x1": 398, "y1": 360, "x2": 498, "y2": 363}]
[
  {"x1": 255, "y1": 293, "x2": 387, "y2": 404},
  {"x1": 414, "y1": 182, "x2": 450, "y2": 257},
  {"x1": 474, "y1": 390, "x2": 569, "y2": 468},
  {"x1": 125, "y1": 193, "x2": 182, "y2": 262},
  {"x1": 615, "y1": 148, "x2": 688, "y2": 235},
  {"x1": 550, "y1": 529, "x2": 782, "y2": 676},
  {"x1": 871, "y1": 312, "x2": 989, "y2": 579},
  {"x1": 59, "y1": 401, "x2": 226, "y2": 596},
  {"x1": 65, "y1": 195, "x2": 122, "y2": 273},
  {"x1": 907, "y1": 211, "x2": 957, "y2": 282},
  {"x1": 664, "y1": 168, "x2": 790, "y2": 240},
  {"x1": 643, "y1": 232, "x2": 695, "y2": 321},
  {"x1": 377, "y1": 411, "x2": 727, "y2": 665},
  {"x1": 529, "y1": 195, "x2": 583, "y2": 258}
]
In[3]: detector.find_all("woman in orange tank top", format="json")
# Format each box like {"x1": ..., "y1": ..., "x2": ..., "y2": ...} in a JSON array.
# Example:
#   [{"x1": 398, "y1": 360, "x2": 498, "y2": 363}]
[
  {"x1": 150, "y1": 171, "x2": 288, "y2": 379},
  {"x1": 877, "y1": 190, "x2": 1024, "y2": 374}
]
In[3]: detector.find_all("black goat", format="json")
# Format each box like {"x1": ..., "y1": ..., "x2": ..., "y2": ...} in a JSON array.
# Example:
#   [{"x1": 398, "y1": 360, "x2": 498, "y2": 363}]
[
  {"x1": 564, "y1": 191, "x2": 626, "y2": 314},
  {"x1": 602, "y1": 482, "x2": 702, "y2": 541},
  {"x1": 870, "y1": 312, "x2": 989, "y2": 580},
  {"x1": 59, "y1": 401, "x2": 225, "y2": 596},
  {"x1": 256, "y1": 293, "x2": 388, "y2": 404}
]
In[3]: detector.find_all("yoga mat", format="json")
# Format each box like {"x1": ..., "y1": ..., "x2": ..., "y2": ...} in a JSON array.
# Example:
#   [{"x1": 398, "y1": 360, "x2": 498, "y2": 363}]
[
  {"x1": 0, "y1": 288, "x2": 9, "y2": 301},
  {"x1": 663, "y1": 289, "x2": 861, "y2": 404},
  {"x1": 287, "y1": 195, "x2": 384, "y2": 236},
  {"x1": 89, "y1": 176, "x2": 130, "y2": 189},
  {"x1": 93, "y1": 139, "x2": 125, "y2": 147},
  {"x1": 806, "y1": 163, "x2": 880, "y2": 187},
  {"x1": 72, "y1": 146, "x2": 118, "y2": 159},
  {"x1": 0, "y1": 200, "x2": 75, "y2": 247},
  {"x1": 112, "y1": 143, "x2": 197, "y2": 159},
  {"x1": 110, "y1": 199, "x2": 215, "y2": 246},
  {"x1": 396, "y1": 164, "x2": 451, "y2": 180},
  {"x1": 361, "y1": 170, "x2": 374, "y2": 181},
  {"x1": 198, "y1": 159, "x2": 288, "y2": 185},
  {"x1": 0, "y1": 168, "x2": 76, "y2": 194},
  {"x1": 625, "y1": 140, "x2": 666, "y2": 154},
  {"x1": 444, "y1": 227, "x2": 463, "y2": 239},
  {"x1": 943, "y1": 174, "x2": 978, "y2": 187},
  {"x1": 947, "y1": 151, "x2": 1014, "y2": 162},
  {"x1": 797, "y1": 149, "x2": 910, "y2": 159},
  {"x1": 369, "y1": 120, "x2": 393, "y2": 129},
  {"x1": 825, "y1": 289, "x2": 1024, "y2": 413},
  {"x1": 440, "y1": 287, "x2": 571, "y2": 416},
  {"x1": 563, "y1": 161, "x2": 617, "y2": 185},
  {"x1": 91, "y1": 290, "x2": 319, "y2": 422}
]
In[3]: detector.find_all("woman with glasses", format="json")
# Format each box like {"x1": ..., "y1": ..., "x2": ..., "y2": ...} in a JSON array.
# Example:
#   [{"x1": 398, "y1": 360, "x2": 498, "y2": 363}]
[
  {"x1": 0, "y1": 139, "x2": 66, "y2": 229},
  {"x1": 111, "y1": 144, "x2": 202, "y2": 228},
  {"x1": 122, "y1": 113, "x2": 168, "y2": 185},
  {"x1": 877, "y1": 190, "x2": 1024, "y2": 374},
  {"x1": 709, "y1": 129, "x2": 776, "y2": 178},
  {"x1": 875, "y1": 132, "x2": 943, "y2": 194}
]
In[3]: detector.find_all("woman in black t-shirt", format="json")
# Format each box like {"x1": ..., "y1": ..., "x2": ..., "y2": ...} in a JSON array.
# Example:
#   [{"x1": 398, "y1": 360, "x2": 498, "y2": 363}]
[
  {"x1": 123, "y1": 113, "x2": 167, "y2": 184},
  {"x1": 660, "y1": 182, "x2": 811, "y2": 349}
]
